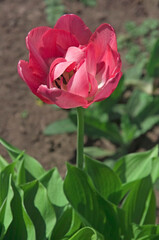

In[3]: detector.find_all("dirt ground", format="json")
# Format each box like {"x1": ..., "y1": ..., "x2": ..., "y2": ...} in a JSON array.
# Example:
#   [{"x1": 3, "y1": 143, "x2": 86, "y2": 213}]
[{"x1": 0, "y1": 0, "x2": 159, "y2": 221}]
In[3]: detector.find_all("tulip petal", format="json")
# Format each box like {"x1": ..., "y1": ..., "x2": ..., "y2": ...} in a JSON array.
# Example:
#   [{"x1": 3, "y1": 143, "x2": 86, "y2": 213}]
[
  {"x1": 94, "y1": 71, "x2": 122, "y2": 102},
  {"x1": 54, "y1": 14, "x2": 92, "y2": 45},
  {"x1": 50, "y1": 59, "x2": 76, "y2": 80},
  {"x1": 26, "y1": 26, "x2": 51, "y2": 74},
  {"x1": 67, "y1": 61, "x2": 89, "y2": 98},
  {"x1": 18, "y1": 60, "x2": 52, "y2": 104},
  {"x1": 65, "y1": 47, "x2": 85, "y2": 63},
  {"x1": 86, "y1": 42, "x2": 96, "y2": 76},
  {"x1": 38, "y1": 85, "x2": 87, "y2": 109},
  {"x1": 40, "y1": 29, "x2": 79, "y2": 62},
  {"x1": 103, "y1": 44, "x2": 121, "y2": 77},
  {"x1": 90, "y1": 23, "x2": 117, "y2": 61}
]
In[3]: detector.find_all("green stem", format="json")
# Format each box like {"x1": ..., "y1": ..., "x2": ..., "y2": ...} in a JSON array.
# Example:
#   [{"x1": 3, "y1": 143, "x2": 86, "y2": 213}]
[{"x1": 76, "y1": 107, "x2": 84, "y2": 169}]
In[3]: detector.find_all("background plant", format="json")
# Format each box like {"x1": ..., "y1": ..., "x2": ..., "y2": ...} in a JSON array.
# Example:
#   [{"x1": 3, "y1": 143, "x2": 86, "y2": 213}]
[{"x1": 44, "y1": 0, "x2": 96, "y2": 25}]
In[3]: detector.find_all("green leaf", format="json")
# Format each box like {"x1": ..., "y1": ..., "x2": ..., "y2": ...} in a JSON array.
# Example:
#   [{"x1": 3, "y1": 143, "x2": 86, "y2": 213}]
[
  {"x1": 132, "y1": 223, "x2": 159, "y2": 239},
  {"x1": 84, "y1": 116, "x2": 122, "y2": 145},
  {"x1": 51, "y1": 207, "x2": 81, "y2": 240},
  {"x1": 151, "y1": 157, "x2": 159, "y2": 183},
  {"x1": 0, "y1": 161, "x2": 17, "y2": 207},
  {"x1": 16, "y1": 159, "x2": 26, "y2": 186},
  {"x1": 39, "y1": 168, "x2": 68, "y2": 207},
  {"x1": 0, "y1": 155, "x2": 8, "y2": 171},
  {"x1": 121, "y1": 115, "x2": 137, "y2": 144},
  {"x1": 147, "y1": 39, "x2": 159, "y2": 77},
  {"x1": 122, "y1": 176, "x2": 155, "y2": 231},
  {"x1": 43, "y1": 118, "x2": 76, "y2": 135},
  {"x1": 0, "y1": 138, "x2": 21, "y2": 161},
  {"x1": 85, "y1": 155, "x2": 122, "y2": 204},
  {"x1": 126, "y1": 90, "x2": 152, "y2": 120},
  {"x1": 68, "y1": 227, "x2": 99, "y2": 240},
  {"x1": 22, "y1": 180, "x2": 56, "y2": 240},
  {"x1": 141, "y1": 188, "x2": 156, "y2": 225},
  {"x1": 0, "y1": 176, "x2": 14, "y2": 239},
  {"x1": 0, "y1": 138, "x2": 45, "y2": 180},
  {"x1": 21, "y1": 154, "x2": 45, "y2": 181},
  {"x1": 84, "y1": 146, "x2": 114, "y2": 159},
  {"x1": 3, "y1": 180, "x2": 36, "y2": 240},
  {"x1": 114, "y1": 146, "x2": 158, "y2": 183},
  {"x1": 64, "y1": 164, "x2": 121, "y2": 240}
]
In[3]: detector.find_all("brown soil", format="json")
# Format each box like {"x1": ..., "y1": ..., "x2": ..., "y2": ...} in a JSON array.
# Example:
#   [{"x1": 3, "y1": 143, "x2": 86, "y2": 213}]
[{"x1": 0, "y1": 0, "x2": 159, "y2": 221}]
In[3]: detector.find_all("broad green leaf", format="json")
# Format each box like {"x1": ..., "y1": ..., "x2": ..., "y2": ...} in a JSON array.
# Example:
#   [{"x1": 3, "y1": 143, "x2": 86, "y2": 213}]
[
  {"x1": 147, "y1": 39, "x2": 159, "y2": 77},
  {"x1": 22, "y1": 180, "x2": 56, "y2": 240},
  {"x1": 121, "y1": 115, "x2": 137, "y2": 144},
  {"x1": 84, "y1": 116, "x2": 122, "y2": 144},
  {"x1": 0, "y1": 138, "x2": 45, "y2": 180},
  {"x1": 0, "y1": 176, "x2": 13, "y2": 239},
  {"x1": 0, "y1": 155, "x2": 8, "y2": 171},
  {"x1": 135, "y1": 115, "x2": 159, "y2": 139},
  {"x1": 136, "y1": 96, "x2": 159, "y2": 123},
  {"x1": 68, "y1": 227, "x2": 99, "y2": 240},
  {"x1": 51, "y1": 207, "x2": 81, "y2": 240},
  {"x1": 39, "y1": 167, "x2": 68, "y2": 207},
  {"x1": 64, "y1": 164, "x2": 121, "y2": 240},
  {"x1": 122, "y1": 176, "x2": 155, "y2": 231},
  {"x1": 84, "y1": 146, "x2": 114, "y2": 159},
  {"x1": 114, "y1": 146, "x2": 158, "y2": 183},
  {"x1": 3, "y1": 180, "x2": 36, "y2": 240},
  {"x1": 21, "y1": 154, "x2": 45, "y2": 181},
  {"x1": 0, "y1": 161, "x2": 17, "y2": 207},
  {"x1": 85, "y1": 155, "x2": 122, "y2": 204},
  {"x1": 126, "y1": 90, "x2": 152, "y2": 120},
  {"x1": 43, "y1": 118, "x2": 76, "y2": 135},
  {"x1": 140, "y1": 189, "x2": 156, "y2": 225},
  {"x1": 132, "y1": 224, "x2": 159, "y2": 239},
  {"x1": 0, "y1": 138, "x2": 21, "y2": 160},
  {"x1": 16, "y1": 159, "x2": 26, "y2": 186},
  {"x1": 151, "y1": 157, "x2": 159, "y2": 183}
]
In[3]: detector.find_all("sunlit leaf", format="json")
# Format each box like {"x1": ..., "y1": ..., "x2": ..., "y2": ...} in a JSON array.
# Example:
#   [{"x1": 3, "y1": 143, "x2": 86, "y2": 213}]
[
  {"x1": 22, "y1": 180, "x2": 56, "y2": 240},
  {"x1": 114, "y1": 146, "x2": 158, "y2": 183},
  {"x1": 39, "y1": 167, "x2": 68, "y2": 207},
  {"x1": 85, "y1": 155, "x2": 121, "y2": 204},
  {"x1": 64, "y1": 164, "x2": 121, "y2": 240}
]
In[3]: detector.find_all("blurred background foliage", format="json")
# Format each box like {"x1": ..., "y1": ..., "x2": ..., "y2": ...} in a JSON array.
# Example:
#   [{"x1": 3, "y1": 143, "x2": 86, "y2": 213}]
[{"x1": 45, "y1": 0, "x2": 96, "y2": 25}]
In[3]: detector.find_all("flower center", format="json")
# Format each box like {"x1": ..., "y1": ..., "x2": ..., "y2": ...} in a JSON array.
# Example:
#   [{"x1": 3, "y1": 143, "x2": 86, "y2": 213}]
[{"x1": 53, "y1": 70, "x2": 74, "y2": 90}]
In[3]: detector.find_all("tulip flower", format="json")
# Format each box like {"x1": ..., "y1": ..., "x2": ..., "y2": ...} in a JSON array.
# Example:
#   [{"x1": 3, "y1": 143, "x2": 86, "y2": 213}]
[{"x1": 18, "y1": 14, "x2": 122, "y2": 109}]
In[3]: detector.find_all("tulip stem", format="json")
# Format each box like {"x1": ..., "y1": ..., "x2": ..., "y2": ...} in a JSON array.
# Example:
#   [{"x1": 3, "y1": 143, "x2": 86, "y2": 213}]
[{"x1": 76, "y1": 107, "x2": 84, "y2": 169}]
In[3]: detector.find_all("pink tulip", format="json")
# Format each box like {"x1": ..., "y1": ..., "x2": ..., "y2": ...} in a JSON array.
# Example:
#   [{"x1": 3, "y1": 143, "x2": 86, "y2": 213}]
[{"x1": 18, "y1": 14, "x2": 122, "y2": 109}]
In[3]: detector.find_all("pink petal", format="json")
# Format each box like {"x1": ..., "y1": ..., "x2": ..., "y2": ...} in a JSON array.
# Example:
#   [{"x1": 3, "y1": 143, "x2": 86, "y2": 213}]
[
  {"x1": 90, "y1": 23, "x2": 117, "y2": 61},
  {"x1": 86, "y1": 42, "x2": 96, "y2": 76},
  {"x1": 50, "y1": 59, "x2": 76, "y2": 80},
  {"x1": 26, "y1": 26, "x2": 51, "y2": 74},
  {"x1": 67, "y1": 61, "x2": 89, "y2": 98},
  {"x1": 40, "y1": 29, "x2": 79, "y2": 61},
  {"x1": 94, "y1": 71, "x2": 122, "y2": 102},
  {"x1": 103, "y1": 44, "x2": 121, "y2": 77},
  {"x1": 88, "y1": 73, "x2": 98, "y2": 97},
  {"x1": 18, "y1": 60, "x2": 52, "y2": 104},
  {"x1": 65, "y1": 47, "x2": 85, "y2": 63},
  {"x1": 54, "y1": 14, "x2": 92, "y2": 45},
  {"x1": 38, "y1": 85, "x2": 87, "y2": 109}
]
